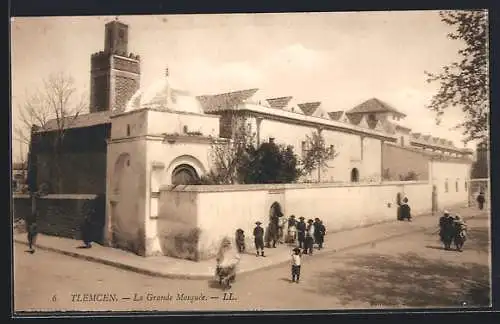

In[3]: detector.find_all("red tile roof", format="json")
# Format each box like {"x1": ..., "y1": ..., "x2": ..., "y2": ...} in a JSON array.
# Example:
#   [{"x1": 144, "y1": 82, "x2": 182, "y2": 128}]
[{"x1": 346, "y1": 98, "x2": 406, "y2": 117}]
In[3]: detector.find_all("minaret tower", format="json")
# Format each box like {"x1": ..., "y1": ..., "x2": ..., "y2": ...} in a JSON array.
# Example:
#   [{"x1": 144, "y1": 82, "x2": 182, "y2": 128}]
[{"x1": 89, "y1": 18, "x2": 141, "y2": 113}]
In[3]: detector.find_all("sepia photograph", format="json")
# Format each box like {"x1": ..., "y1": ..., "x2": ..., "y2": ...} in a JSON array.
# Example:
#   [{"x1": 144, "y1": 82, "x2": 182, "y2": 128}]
[{"x1": 10, "y1": 10, "x2": 491, "y2": 313}]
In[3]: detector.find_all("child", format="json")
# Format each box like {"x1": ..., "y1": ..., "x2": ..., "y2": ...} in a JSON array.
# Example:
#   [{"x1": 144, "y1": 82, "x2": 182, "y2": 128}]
[
  {"x1": 291, "y1": 247, "x2": 302, "y2": 283},
  {"x1": 235, "y1": 228, "x2": 246, "y2": 253},
  {"x1": 253, "y1": 221, "x2": 265, "y2": 257}
]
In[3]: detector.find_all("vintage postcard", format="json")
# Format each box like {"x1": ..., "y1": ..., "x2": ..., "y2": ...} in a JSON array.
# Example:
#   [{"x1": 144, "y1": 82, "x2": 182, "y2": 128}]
[{"x1": 11, "y1": 11, "x2": 491, "y2": 314}]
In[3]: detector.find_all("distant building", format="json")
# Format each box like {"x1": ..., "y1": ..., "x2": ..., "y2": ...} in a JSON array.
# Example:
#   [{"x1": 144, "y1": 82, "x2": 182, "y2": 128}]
[{"x1": 12, "y1": 162, "x2": 27, "y2": 193}]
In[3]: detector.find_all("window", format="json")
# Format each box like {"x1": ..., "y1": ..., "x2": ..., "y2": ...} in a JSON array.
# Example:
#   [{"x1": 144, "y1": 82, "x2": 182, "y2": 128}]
[
  {"x1": 126, "y1": 124, "x2": 131, "y2": 136},
  {"x1": 301, "y1": 141, "x2": 307, "y2": 157},
  {"x1": 400, "y1": 136, "x2": 405, "y2": 146},
  {"x1": 119, "y1": 29, "x2": 125, "y2": 39},
  {"x1": 456, "y1": 180, "x2": 459, "y2": 192},
  {"x1": 444, "y1": 180, "x2": 449, "y2": 193},
  {"x1": 172, "y1": 164, "x2": 200, "y2": 185},
  {"x1": 183, "y1": 125, "x2": 188, "y2": 133},
  {"x1": 465, "y1": 180, "x2": 468, "y2": 192}
]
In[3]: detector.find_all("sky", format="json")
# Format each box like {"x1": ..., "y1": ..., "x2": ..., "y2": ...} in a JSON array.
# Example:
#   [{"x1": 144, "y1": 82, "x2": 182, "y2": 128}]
[{"x1": 10, "y1": 11, "x2": 482, "y2": 162}]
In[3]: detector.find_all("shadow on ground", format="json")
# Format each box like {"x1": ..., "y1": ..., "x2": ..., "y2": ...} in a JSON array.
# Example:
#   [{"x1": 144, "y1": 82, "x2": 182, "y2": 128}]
[
  {"x1": 307, "y1": 251, "x2": 490, "y2": 308},
  {"x1": 465, "y1": 227, "x2": 490, "y2": 254}
]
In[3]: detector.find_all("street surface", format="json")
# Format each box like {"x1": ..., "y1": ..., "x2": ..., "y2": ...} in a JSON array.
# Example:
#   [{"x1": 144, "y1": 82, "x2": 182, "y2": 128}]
[{"x1": 14, "y1": 215, "x2": 491, "y2": 312}]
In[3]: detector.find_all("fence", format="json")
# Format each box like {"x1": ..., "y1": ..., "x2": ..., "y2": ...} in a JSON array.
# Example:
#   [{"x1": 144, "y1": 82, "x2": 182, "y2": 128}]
[{"x1": 467, "y1": 178, "x2": 490, "y2": 208}]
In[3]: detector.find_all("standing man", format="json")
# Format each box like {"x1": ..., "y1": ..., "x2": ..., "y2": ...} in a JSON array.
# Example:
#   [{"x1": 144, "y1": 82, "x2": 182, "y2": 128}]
[
  {"x1": 296, "y1": 216, "x2": 306, "y2": 249},
  {"x1": 253, "y1": 221, "x2": 265, "y2": 257},
  {"x1": 27, "y1": 193, "x2": 39, "y2": 254},
  {"x1": 439, "y1": 210, "x2": 455, "y2": 250},
  {"x1": 268, "y1": 215, "x2": 279, "y2": 248},
  {"x1": 316, "y1": 220, "x2": 326, "y2": 250},
  {"x1": 304, "y1": 219, "x2": 315, "y2": 255},
  {"x1": 477, "y1": 191, "x2": 486, "y2": 210},
  {"x1": 313, "y1": 218, "x2": 321, "y2": 249}
]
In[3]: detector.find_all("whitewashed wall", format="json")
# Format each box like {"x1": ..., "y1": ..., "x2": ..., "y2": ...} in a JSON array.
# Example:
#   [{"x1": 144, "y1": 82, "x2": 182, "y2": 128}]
[
  {"x1": 430, "y1": 160, "x2": 472, "y2": 210},
  {"x1": 147, "y1": 110, "x2": 219, "y2": 137},
  {"x1": 106, "y1": 139, "x2": 148, "y2": 255},
  {"x1": 158, "y1": 181, "x2": 435, "y2": 260}
]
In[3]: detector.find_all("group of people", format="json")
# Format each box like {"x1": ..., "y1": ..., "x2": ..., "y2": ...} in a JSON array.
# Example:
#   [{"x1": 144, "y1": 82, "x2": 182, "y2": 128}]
[
  {"x1": 215, "y1": 214, "x2": 327, "y2": 289},
  {"x1": 251, "y1": 215, "x2": 327, "y2": 257},
  {"x1": 438, "y1": 210, "x2": 468, "y2": 252}
]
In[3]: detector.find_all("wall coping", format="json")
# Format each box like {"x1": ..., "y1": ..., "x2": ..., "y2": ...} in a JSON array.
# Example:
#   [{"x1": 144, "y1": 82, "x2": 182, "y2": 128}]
[
  {"x1": 13, "y1": 194, "x2": 98, "y2": 200},
  {"x1": 159, "y1": 180, "x2": 430, "y2": 193},
  {"x1": 111, "y1": 106, "x2": 221, "y2": 120}
]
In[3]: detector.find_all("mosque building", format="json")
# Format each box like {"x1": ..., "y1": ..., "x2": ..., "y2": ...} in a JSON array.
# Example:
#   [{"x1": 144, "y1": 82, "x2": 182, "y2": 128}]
[{"x1": 26, "y1": 19, "x2": 474, "y2": 258}]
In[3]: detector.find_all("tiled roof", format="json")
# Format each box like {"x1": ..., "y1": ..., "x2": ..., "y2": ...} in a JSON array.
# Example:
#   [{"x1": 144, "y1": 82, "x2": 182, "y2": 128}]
[
  {"x1": 327, "y1": 111, "x2": 344, "y2": 121},
  {"x1": 346, "y1": 114, "x2": 363, "y2": 126},
  {"x1": 346, "y1": 98, "x2": 406, "y2": 117},
  {"x1": 266, "y1": 96, "x2": 293, "y2": 110},
  {"x1": 38, "y1": 110, "x2": 111, "y2": 132},
  {"x1": 197, "y1": 88, "x2": 259, "y2": 113},
  {"x1": 298, "y1": 102, "x2": 321, "y2": 116}
]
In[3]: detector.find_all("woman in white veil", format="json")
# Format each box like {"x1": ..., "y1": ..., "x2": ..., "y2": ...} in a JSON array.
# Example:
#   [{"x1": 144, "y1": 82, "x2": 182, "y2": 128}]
[{"x1": 215, "y1": 236, "x2": 241, "y2": 289}]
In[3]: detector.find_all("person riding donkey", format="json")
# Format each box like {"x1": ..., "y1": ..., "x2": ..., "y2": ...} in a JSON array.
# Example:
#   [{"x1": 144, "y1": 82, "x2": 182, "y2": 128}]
[{"x1": 215, "y1": 236, "x2": 241, "y2": 290}]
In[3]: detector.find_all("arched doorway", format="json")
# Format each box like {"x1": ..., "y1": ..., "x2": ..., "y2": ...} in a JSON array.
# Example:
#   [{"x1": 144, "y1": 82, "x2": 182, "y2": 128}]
[
  {"x1": 351, "y1": 168, "x2": 359, "y2": 182},
  {"x1": 171, "y1": 164, "x2": 200, "y2": 185}
]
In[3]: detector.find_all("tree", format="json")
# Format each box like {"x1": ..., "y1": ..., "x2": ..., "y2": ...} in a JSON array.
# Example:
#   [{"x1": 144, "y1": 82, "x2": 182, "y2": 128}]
[
  {"x1": 241, "y1": 140, "x2": 301, "y2": 184},
  {"x1": 201, "y1": 114, "x2": 302, "y2": 185},
  {"x1": 201, "y1": 115, "x2": 256, "y2": 184},
  {"x1": 16, "y1": 72, "x2": 88, "y2": 193},
  {"x1": 425, "y1": 10, "x2": 489, "y2": 143},
  {"x1": 301, "y1": 130, "x2": 338, "y2": 182}
]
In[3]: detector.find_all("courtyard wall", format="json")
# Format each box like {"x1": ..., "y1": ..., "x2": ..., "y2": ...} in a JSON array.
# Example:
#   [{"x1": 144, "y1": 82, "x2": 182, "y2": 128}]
[
  {"x1": 12, "y1": 194, "x2": 105, "y2": 243},
  {"x1": 156, "y1": 181, "x2": 447, "y2": 261}
]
